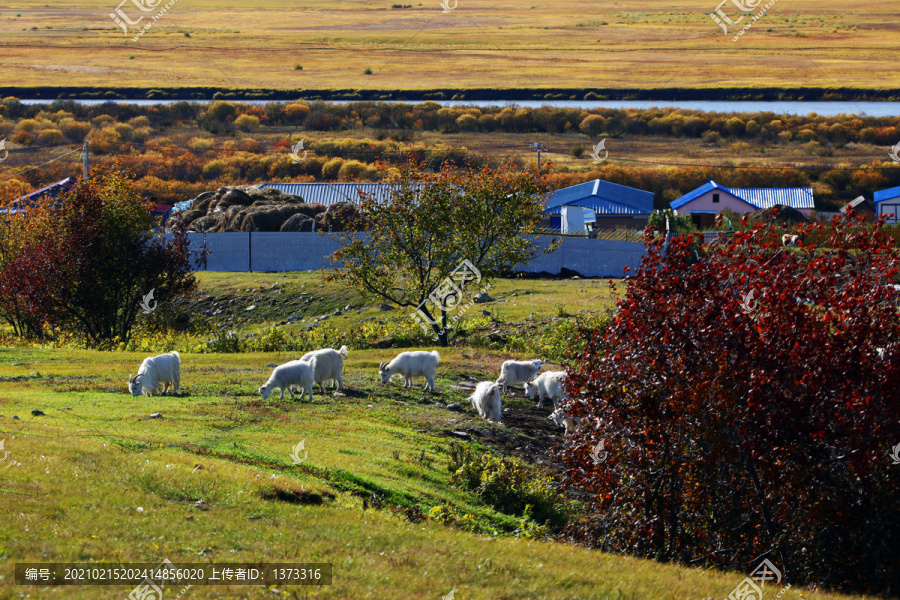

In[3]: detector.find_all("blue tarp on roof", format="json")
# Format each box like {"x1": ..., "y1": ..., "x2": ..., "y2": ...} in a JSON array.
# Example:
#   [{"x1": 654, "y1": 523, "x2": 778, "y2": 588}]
[
  {"x1": 875, "y1": 186, "x2": 900, "y2": 203},
  {"x1": 670, "y1": 179, "x2": 813, "y2": 211},
  {"x1": 542, "y1": 179, "x2": 654, "y2": 215}
]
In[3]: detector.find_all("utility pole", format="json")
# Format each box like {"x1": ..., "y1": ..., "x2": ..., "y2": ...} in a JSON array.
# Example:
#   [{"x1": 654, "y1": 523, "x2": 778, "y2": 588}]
[
  {"x1": 529, "y1": 142, "x2": 549, "y2": 170},
  {"x1": 83, "y1": 140, "x2": 90, "y2": 180}
]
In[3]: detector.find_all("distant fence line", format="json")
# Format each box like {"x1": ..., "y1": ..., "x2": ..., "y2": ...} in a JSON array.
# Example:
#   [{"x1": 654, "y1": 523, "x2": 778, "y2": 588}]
[{"x1": 163, "y1": 232, "x2": 647, "y2": 278}]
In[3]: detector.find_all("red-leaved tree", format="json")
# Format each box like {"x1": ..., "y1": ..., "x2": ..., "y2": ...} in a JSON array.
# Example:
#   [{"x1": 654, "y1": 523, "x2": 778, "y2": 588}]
[
  {"x1": 558, "y1": 209, "x2": 900, "y2": 593},
  {"x1": 0, "y1": 169, "x2": 197, "y2": 345}
]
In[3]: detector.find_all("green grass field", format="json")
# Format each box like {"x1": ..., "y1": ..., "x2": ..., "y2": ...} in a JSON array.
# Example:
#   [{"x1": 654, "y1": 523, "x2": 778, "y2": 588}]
[
  {"x1": 2, "y1": 0, "x2": 899, "y2": 91},
  {"x1": 0, "y1": 273, "x2": 867, "y2": 599}
]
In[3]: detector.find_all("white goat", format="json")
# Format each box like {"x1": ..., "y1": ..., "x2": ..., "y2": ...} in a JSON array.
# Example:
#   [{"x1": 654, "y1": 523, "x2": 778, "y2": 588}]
[
  {"x1": 524, "y1": 370, "x2": 568, "y2": 409},
  {"x1": 495, "y1": 359, "x2": 542, "y2": 393},
  {"x1": 259, "y1": 360, "x2": 315, "y2": 401},
  {"x1": 549, "y1": 407, "x2": 582, "y2": 435},
  {"x1": 300, "y1": 345, "x2": 349, "y2": 393},
  {"x1": 782, "y1": 234, "x2": 800, "y2": 247},
  {"x1": 128, "y1": 351, "x2": 180, "y2": 397},
  {"x1": 379, "y1": 351, "x2": 440, "y2": 392},
  {"x1": 468, "y1": 381, "x2": 503, "y2": 423}
]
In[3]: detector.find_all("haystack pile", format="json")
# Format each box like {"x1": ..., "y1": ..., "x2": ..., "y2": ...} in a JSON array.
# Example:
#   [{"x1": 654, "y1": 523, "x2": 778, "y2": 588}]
[{"x1": 167, "y1": 186, "x2": 362, "y2": 233}]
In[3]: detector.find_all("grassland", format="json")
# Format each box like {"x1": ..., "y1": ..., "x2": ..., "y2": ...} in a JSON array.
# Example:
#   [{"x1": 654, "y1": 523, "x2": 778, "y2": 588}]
[
  {"x1": 2, "y1": 0, "x2": 900, "y2": 91},
  {"x1": 0, "y1": 272, "x2": 865, "y2": 599}
]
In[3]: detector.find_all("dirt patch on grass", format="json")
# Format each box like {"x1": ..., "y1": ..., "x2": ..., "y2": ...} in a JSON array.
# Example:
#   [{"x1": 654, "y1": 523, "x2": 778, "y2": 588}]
[{"x1": 257, "y1": 486, "x2": 336, "y2": 505}]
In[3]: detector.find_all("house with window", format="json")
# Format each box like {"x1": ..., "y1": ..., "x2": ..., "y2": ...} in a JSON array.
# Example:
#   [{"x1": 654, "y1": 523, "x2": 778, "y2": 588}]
[
  {"x1": 542, "y1": 178, "x2": 654, "y2": 234},
  {"x1": 670, "y1": 179, "x2": 814, "y2": 228},
  {"x1": 874, "y1": 186, "x2": 900, "y2": 224}
]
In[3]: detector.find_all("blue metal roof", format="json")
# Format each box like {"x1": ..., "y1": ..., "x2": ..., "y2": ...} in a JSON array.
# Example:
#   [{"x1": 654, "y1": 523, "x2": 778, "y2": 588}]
[
  {"x1": 669, "y1": 179, "x2": 813, "y2": 211},
  {"x1": 874, "y1": 186, "x2": 900, "y2": 203},
  {"x1": 733, "y1": 186, "x2": 814, "y2": 210},
  {"x1": 258, "y1": 182, "x2": 425, "y2": 205},
  {"x1": 543, "y1": 179, "x2": 654, "y2": 215}
]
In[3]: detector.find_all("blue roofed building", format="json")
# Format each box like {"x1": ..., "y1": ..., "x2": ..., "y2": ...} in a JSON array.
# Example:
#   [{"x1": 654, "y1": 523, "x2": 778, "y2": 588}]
[
  {"x1": 4, "y1": 177, "x2": 77, "y2": 214},
  {"x1": 874, "y1": 186, "x2": 900, "y2": 225},
  {"x1": 542, "y1": 179, "x2": 655, "y2": 234},
  {"x1": 670, "y1": 179, "x2": 814, "y2": 228}
]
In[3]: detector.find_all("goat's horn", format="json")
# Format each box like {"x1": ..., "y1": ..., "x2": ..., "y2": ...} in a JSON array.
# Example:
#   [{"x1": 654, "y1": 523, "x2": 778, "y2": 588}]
[{"x1": 379, "y1": 362, "x2": 386, "y2": 370}]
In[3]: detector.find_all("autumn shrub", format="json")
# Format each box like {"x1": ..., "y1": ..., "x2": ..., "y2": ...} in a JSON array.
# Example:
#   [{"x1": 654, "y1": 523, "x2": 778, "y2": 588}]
[
  {"x1": 321, "y1": 157, "x2": 344, "y2": 180},
  {"x1": 60, "y1": 119, "x2": 92, "y2": 142},
  {"x1": 0, "y1": 170, "x2": 197, "y2": 345},
  {"x1": 448, "y1": 443, "x2": 568, "y2": 528},
  {"x1": 234, "y1": 114, "x2": 260, "y2": 132},
  {"x1": 558, "y1": 211, "x2": 900, "y2": 593}
]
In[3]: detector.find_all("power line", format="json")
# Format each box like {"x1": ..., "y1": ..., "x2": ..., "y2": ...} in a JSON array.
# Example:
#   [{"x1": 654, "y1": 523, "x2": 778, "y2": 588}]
[{"x1": 0, "y1": 148, "x2": 82, "y2": 182}]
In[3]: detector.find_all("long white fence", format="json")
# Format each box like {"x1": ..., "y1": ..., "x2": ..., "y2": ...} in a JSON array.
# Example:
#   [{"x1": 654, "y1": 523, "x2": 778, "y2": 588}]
[{"x1": 170, "y1": 232, "x2": 646, "y2": 277}]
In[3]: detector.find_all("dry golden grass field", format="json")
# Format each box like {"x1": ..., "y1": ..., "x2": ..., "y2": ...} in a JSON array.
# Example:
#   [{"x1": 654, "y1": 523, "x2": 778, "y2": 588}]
[{"x1": 2, "y1": 0, "x2": 898, "y2": 91}]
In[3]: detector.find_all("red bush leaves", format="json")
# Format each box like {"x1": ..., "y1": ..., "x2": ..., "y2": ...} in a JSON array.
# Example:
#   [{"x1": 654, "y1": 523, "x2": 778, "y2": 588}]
[{"x1": 558, "y1": 209, "x2": 900, "y2": 592}]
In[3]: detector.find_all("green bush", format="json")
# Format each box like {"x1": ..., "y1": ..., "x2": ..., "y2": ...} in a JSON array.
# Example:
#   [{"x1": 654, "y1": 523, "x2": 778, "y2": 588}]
[{"x1": 448, "y1": 443, "x2": 568, "y2": 528}]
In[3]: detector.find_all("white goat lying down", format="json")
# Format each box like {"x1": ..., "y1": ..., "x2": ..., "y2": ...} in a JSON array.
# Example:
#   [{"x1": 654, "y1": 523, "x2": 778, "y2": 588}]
[
  {"x1": 300, "y1": 345, "x2": 349, "y2": 393},
  {"x1": 496, "y1": 359, "x2": 542, "y2": 393},
  {"x1": 549, "y1": 407, "x2": 582, "y2": 435},
  {"x1": 379, "y1": 351, "x2": 440, "y2": 392},
  {"x1": 259, "y1": 360, "x2": 315, "y2": 401},
  {"x1": 782, "y1": 234, "x2": 800, "y2": 247},
  {"x1": 128, "y1": 351, "x2": 180, "y2": 397},
  {"x1": 468, "y1": 381, "x2": 503, "y2": 423},
  {"x1": 524, "y1": 370, "x2": 568, "y2": 409}
]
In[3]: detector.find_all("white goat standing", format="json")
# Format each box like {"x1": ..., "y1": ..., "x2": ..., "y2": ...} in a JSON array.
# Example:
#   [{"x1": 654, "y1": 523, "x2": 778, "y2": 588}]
[
  {"x1": 259, "y1": 360, "x2": 315, "y2": 401},
  {"x1": 782, "y1": 234, "x2": 800, "y2": 247},
  {"x1": 128, "y1": 351, "x2": 181, "y2": 397},
  {"x1": 495, "y1": 359, "x2": 542, "y2": 393},
  {"x1": 524, "y1": 370, "x2": 568, "y2": 409},
  {"x1": 300, "y1": 345, "x2": 349, "y2": 393},
  {"x1": 549, "y1": 407, "x2": 582, "y2": 435},
  {"x1": 379, "y1": 351, "x2": 440, "y2": 392},
  {"x1": 468, "y1": 381, "x2": 503, "y2": 423}
]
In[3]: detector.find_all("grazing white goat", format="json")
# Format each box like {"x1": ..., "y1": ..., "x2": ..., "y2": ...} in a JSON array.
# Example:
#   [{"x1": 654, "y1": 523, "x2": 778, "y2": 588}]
[
  {"x1": 300, "y1": 345, "x2": 349, "y2": 393},
  {"x1": 495, "y1": 359, "x2": 542, "y2": 393},
  {"x1": 259, "y1": 360, "x2": 315, "y2": 401},
  {"x1": 379, "y1": 351, "x2": 440, "y2": 392},
  {"x1": 782, "y1": 234, "x2": 800, "y2": 247},
  {"x1": 524, "y1": 370, "x2": 568, "y2": 409},
  {"x1": 549, "y1": 407, "x2": 582, "y2": 435},
  {"x1": 468, "y1": 381, "x2": 503, "y2": 423},
  {"x1": 128, "y1": 351, "x2": 180, "y2": 397}
]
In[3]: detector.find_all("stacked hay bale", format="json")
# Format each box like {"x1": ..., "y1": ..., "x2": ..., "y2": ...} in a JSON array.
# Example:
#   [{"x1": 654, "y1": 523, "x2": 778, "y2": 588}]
[{"x1": 167, "y1": 186, "x2": 362, "y2": 232}]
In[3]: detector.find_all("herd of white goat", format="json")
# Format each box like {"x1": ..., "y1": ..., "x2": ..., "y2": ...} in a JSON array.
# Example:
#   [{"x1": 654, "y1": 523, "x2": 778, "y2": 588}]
[{"x1": 127, "y1": 350, "x2": 577, "y2": 432}]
